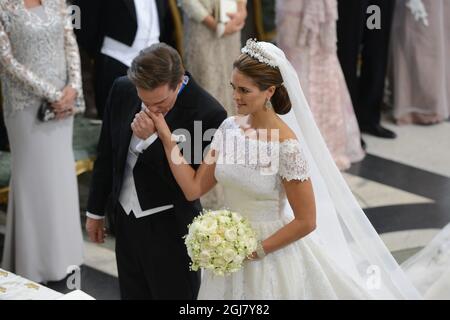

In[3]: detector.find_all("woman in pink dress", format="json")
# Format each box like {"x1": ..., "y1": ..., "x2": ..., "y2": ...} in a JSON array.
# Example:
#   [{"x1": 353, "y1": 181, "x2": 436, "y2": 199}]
[
  {"x1": 276, "y1": 0, "x2": 364, "y2": 170},
  {"x1": 390, "y1": 0, "x2": 450, "y2": 125}
]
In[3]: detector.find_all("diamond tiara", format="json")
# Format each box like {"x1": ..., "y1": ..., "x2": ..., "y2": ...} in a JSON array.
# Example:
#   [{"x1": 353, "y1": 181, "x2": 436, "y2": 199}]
[{"x1": 241, "y1": 39, "x2": 277, "y2": 68}]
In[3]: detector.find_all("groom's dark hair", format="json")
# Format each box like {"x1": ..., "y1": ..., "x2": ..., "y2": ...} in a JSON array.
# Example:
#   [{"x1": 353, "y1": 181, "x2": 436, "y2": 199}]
[{"x1": 128, "y1": 43, "x2": 185, "y2": 91}]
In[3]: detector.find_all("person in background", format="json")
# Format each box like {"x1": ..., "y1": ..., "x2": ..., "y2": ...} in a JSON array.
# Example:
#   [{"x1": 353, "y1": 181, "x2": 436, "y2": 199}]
[
  {"x1": 182, "y1": 0, "x2": 247, "y2": 116},
  {"x1": 0, "y1": 0, "x2": 85, "y2": 283},
  {"x1": 182, "y1": 0, "x2": 247, "y2": 209},
  {"x1": 390, "y1": 0, "x2": 450, "y2": 125},
  {"x1": 73, "y1": 0, "x2": 175, "y2": 119},
  {"x1": 277, "y1": 0, "x2": 365, "y2": 170},
  {"x1": 85, "y1": 44, "x2": 226, "y2": 299},
  {"x1": 337, "y1": 0, "x2": 397, "y2": 139}
]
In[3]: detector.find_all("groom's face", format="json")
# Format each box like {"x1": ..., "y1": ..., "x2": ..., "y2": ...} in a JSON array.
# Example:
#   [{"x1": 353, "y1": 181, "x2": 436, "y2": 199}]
[{"x1": 136, "y1": 82, "x2": 181, "y2": 115}]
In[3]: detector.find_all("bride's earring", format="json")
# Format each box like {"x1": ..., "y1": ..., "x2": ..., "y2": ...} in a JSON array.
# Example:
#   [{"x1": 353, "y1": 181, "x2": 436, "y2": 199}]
[{"x1": 264, "y1": 99, "x2": 273, "y2": 110}]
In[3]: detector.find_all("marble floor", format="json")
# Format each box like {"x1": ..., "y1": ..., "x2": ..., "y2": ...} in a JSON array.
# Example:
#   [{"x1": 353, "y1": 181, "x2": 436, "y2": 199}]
[{"x1": 0, "y1": 119, "x2": 449, "y2": 300}]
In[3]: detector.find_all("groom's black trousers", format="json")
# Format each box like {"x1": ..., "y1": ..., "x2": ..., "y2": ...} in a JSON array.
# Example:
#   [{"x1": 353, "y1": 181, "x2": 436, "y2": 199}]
[{"x1": 114, "y1": 205, "x2": 200, "y2": 300}]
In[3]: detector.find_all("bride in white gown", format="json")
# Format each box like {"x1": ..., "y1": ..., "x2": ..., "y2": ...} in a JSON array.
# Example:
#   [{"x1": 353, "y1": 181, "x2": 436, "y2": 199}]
[{"x1": 145, "y1": 40, "x2": 422, "y2": 299}]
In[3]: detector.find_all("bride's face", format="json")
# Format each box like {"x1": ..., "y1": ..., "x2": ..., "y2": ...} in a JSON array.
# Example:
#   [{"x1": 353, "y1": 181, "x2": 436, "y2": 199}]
[{"x1": 231, "y1": 69, "x2": 273, "y2": 115}]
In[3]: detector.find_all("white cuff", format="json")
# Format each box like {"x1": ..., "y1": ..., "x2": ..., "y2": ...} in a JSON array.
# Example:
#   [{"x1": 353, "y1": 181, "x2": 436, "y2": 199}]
[
  {"x1": 86, "y1": 212, "x2": 105, "y2": 220},
  {"x1": 136, "y1": 133, "x2": 158, "y2": 153}
]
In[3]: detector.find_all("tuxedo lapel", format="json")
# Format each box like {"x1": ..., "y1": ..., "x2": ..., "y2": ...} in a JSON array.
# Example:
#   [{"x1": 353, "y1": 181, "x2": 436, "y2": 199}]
[{"x1": 123, "y1": 0, "x2": 137, "y2": 22}]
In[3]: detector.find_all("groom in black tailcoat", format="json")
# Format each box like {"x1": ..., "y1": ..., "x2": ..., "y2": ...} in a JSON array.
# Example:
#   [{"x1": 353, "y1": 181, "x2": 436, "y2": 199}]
[{"x1": 85, "y1": 43, "x2": 227, "y2": 299}]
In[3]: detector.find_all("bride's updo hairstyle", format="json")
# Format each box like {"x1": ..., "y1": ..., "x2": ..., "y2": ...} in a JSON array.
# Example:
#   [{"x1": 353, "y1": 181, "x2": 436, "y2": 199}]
[{"x1": 233, "y1": 53, "x2": 292, "y2": 115}]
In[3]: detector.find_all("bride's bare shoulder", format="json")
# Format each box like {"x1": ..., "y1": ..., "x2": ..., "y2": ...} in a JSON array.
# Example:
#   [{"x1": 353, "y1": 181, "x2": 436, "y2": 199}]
[{"x1": 277, "y1": 121, "x2": 298, "y2": 143}]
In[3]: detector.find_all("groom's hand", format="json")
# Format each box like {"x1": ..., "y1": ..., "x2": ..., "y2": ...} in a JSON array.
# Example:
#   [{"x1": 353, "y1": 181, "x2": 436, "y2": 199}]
[
  {"x1": 131, "y1": 110, "x2": 155, "y2": 140},
  {"x1": 86, "y1": 217, "x2": 106, "y2": 243}
]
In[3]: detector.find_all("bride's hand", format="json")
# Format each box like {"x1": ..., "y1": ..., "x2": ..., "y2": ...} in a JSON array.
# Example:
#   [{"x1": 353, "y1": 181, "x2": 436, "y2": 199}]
[
  {"x1": 145, "y1": 109, "x2": 172, "y2": 145},
  {"x1": 246, "y1": 251, "x2": 258, "y2": 261}
]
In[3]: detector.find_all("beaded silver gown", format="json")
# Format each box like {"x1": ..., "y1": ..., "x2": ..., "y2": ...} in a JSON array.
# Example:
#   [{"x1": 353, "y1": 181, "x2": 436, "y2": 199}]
[{"x1": 0, "y1": 0, "x2": 84, "y2": 282}]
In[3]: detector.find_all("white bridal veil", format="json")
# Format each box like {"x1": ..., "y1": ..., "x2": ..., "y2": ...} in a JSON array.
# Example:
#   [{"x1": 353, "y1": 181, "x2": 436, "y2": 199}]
[{"x1": 250, "y1": 41, "x2": 422, "y2": 299}]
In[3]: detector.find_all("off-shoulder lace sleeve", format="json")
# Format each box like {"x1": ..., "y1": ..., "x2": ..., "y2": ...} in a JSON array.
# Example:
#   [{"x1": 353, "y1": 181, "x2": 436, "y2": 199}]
[
  {"x1": 0, "y1": 17, "x2": 62, "y2": 102},
  {"x1": 182, "y1": 0, "x2": 210, "y2": 23},
  {"x1": 278, "y1": 139, "x2": 310, "y2": 182}
]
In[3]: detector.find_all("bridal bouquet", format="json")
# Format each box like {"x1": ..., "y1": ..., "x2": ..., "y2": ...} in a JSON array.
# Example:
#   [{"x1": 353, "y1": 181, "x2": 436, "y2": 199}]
[{"x1": 185, "y1": 209, "x2": 258, "y2": 276}]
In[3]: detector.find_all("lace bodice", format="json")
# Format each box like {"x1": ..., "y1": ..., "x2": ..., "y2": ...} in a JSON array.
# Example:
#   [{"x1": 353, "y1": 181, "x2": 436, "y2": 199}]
[
  {"x1": 0, "y1": 0, "x2": 84, "y2": 117},
  {"x1": 211, "y1": 117, "x2": 310, "y2": 222}
]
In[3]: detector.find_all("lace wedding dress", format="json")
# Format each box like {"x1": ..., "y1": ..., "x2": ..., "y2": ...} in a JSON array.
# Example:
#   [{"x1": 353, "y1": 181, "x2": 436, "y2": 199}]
[{"x1": 197, "y1": 117, "x2": 373, "y2": 299}]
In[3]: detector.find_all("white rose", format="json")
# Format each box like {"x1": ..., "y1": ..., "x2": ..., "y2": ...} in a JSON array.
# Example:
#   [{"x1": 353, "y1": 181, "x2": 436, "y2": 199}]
[
  {"x1": 224, "y1": 228, "x2": 238, "y2": 241},
  {"x1": 199, "y1": 250, "x2": 211, "y2": 264},
  {"x1": 214, "y1": 257, "x2": 227, "y2": 268},
  {"x1": 209, "y1": 234, "x2": 223, "y2": 247},
  {"x1": 189, "y1": 221, "x2": 200, "y2": 233},
  {"x1": 233, "y1": 254, "x2": 245, "y2": 264},
  {"x1": 238, "y1": 226, "x2": 249, "y2": 236},
  {"x1": 201, "y1": 217, "x2": 218, "y2": 234},
  {"x1": 218, "y1": 215, "x2": 231, "y2": 224},
  {"x1": 223, "y1": 248, "x2": 237, "y2": 262}
]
